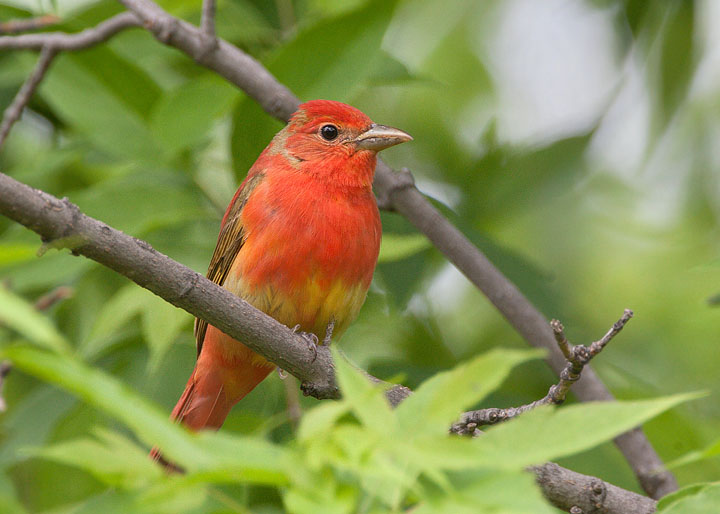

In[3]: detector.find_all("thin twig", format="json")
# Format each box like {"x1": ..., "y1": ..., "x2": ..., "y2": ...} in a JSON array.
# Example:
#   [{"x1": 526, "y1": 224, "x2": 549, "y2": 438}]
[
  {"x1": 590, "y1": 309, "x2": 634, "y2": 356},
  {"x1": 0, "y1": 14, "x2": 60, "y2": 34},
  {"x1": 451, "y1": 311, "x2": 634, "y2": 435},
  {"x1": 0, "y1": 46, "x2": 56, "y2": 150},
  {"x1": 551, "y1": 319, "x2": 572, "y2": 360},
  {"x1": 201, "y1": 0, "x2": 216, "y2": 37},
  {"x1": 0, "y1": 12, "x2": 140, "y2": 51},
  {"x1": 33, "y1": 286, "x2": 74, "y2": 311}
]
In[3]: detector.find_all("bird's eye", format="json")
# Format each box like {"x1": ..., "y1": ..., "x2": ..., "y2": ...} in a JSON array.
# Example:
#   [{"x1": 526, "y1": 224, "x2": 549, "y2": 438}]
[{"x1": 320, "y1": 124, "x2": 339, "y2": 141}]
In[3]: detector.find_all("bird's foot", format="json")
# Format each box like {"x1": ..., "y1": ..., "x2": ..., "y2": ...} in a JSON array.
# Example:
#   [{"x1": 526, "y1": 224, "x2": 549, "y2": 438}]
[{"x1": 292, "y1": 324, "x2": 318, "y2": 363}]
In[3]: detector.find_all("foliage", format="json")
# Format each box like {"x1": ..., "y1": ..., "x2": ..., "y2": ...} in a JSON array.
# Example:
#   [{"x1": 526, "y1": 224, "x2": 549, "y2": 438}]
[
  {"x1": 1, "y1": 0, "x2": 720, "y2": 511},
  {"x1": 0, "y1": 289, "x2": 696, "y2": 512}
]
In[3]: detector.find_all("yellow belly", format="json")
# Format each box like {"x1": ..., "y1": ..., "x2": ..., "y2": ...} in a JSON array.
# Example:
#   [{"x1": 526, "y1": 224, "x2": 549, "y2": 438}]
[{"x1": 223, "y1": 271, "x2": 369, "y2": 341}]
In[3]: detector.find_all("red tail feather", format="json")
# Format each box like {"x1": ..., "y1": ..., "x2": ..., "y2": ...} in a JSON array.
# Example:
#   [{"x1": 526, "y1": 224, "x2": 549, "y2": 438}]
[{"x1": 150, "y1": 327, "x2": 274, "y2": 471}]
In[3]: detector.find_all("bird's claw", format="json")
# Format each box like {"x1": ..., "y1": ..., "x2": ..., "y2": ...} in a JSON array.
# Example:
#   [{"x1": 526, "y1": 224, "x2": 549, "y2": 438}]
[{"x1": 292, "y1": 325, "x2": 318, "y2": 363}]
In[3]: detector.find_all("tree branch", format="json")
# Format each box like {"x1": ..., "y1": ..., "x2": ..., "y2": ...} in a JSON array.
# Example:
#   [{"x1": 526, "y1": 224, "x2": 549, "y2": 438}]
[
  {"x1": 532, "y1": 463, "x2": 656, "y2": 514},
  {"x1": 0, "y1": 171, "x2": 341, "y2": 397},
  {"x1": 200, "y1": 0, "x2": 216, "y2": 37},
  {"x1": 117, "y1": 0, "x2": 299, "y2": 121},
  {"x1": 0, "y1": 45, "x2": 56, "y2": 149},
  {"x1": 0, "y1": 14, "x2": 60, "y2": 35},
  {"x1": 451, "y1": 310, "x2": 633, "y2": 435},
  {"x1": 0, "y1": 12, "x2": 140, "y2": 51}
]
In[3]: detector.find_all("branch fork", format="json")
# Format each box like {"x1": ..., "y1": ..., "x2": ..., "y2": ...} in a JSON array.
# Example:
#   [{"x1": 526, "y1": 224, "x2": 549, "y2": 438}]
[{"x1": 451, "y1": 310, "x2": 634, "y2": 436}]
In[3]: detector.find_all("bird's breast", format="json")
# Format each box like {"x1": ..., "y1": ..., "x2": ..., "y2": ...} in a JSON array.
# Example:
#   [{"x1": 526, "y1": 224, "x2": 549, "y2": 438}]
[{"x1": 225, "y1": 171, "x2": 381, "y2": 337}]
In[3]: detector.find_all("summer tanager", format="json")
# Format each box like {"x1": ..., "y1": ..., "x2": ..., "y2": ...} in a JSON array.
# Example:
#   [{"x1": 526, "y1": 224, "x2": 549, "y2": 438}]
[{"x1": 151, "y1": 100, "x2": 411, "y2": 467}]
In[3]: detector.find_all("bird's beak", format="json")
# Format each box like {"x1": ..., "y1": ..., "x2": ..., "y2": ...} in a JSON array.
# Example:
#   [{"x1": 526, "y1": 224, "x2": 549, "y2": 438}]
[{"x1": 354, "y1": 124, "x2": 413, "y2": 151}]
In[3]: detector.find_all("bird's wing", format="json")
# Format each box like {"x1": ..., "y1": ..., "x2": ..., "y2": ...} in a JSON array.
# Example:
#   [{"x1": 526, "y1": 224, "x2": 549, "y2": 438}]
[{"x1": 194, "y1": 172, "x2": 265, "y2": 356}]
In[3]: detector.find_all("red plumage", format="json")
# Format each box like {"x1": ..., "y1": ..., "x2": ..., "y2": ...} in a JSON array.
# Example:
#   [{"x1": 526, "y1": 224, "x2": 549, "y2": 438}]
[{"x1": 151, "y1": 100, "x2": 411, "y2": 469}]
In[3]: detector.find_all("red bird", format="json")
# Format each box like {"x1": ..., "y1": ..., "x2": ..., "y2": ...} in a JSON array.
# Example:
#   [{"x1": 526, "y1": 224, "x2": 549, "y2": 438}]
[{"x1": 152, "y1": 100, "x2": 411, "y2": 465}]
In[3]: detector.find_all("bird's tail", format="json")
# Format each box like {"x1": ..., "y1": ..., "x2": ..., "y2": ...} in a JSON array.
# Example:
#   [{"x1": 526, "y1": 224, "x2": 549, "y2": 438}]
[{"x1": 150, "y1": 328, "x2": 274, "y2": 471}]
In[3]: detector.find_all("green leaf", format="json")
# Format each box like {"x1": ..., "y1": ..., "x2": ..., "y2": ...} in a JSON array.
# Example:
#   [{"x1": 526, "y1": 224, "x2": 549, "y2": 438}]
[
  {"x1": 0, "y1": 243, "x2": 36, "y2": 266},
  {"x1": 0, "y1": 385, "x2": 77, "y2": 466},
  {"x1": 0, "y1": 249, "x2": 91, "y2": 292},
  {"x1": 150, "y1": 76, "x2": 238, "y2": 155},
  {"x1": 656, "y1": 1, "x2": 694, "y2": 128},
  {"x1": 192, "y1": 431, "x2": 288, "y2": 484},
  {"x1": 378, "y1": 233, "x2": 430, "y2": 262},
  {"x1": 3, "y1": 345, "x2": 288, "y2": 485},
  {"x1": 333, "y1": 347, "x2": 395, "y2": 434},
  {"x1": 230, "y1": 97, "x2": 285, "y2": 180},
  {"x1": 415, "y1": 470, "x2": 555, "y2": 514},
  {"x1": 24, "y1": 427, "x2": 164, "y2": 489},
  {"x1": 141, "y1": 293, "x2": 191, "y2": 371},
  {"x1": 395, "y1": 349, "x2": 542, "y2": 436},
  {"x1": 136, "y1": 480, "x2": 210, "y2": 514},
  {"x1": 0, "y1": 345, "x2": 210, "y2": 471},
  {"x1": 306, "y1": 0, "x2": 370, "y2": 18},
  {"x1": 368, "y1": 51, "x2": 420, "y2": 85},
  {"x1": 296, "y1": 401, "x2": 350, "y2": 443},
  {"x1": 82, "y1": 283, "x2": 190, "y2": 366},
  {"x1": 658, "y1": 483, "x2": 716, "y2": 511},
  {"x1": 46, "y1": 490, "x2": 153, "y2": 514},
  {"x1": 82, "y1": 284, "x2": 147, "y2": 358},
  {"x1": 0, "y1": 471, "x2": 28, "y2": 514},
  {"x1": 0, "y1": 286, "x2": 71, "y2": 353},
  {"x1": 667, "y1": 437, "x2": 720, "y2": 469},
  {"x1": 38, "y1": 53, "x2": 164, "y2": 161},
  {"x1": 266, "y1": 0, "x2": 398, "y2": 100},
  {"x1": 70, "y1": 45, "x2": 162, "y2": 120},
  {"x1": 71, "y1": 171, "x2": 205, "y2": 235},
  {"x1": 213, "y1": 0, "x2": 276, "y2": 49},
  {"x1": 658, "y1": 482, "x2": 720, "y2": 513},
  {"x1": 474, "y1": 393, "x2": 703, "y2": 469}
]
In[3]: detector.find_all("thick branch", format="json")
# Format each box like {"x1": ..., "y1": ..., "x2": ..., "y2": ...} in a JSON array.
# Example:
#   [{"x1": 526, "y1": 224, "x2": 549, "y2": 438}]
[
  {"x1": 532, "y1": 463, "x2": 656, "y2": 514},
  {"x1": 0, "y1": 171, "x2": 338, "y2": 397},
  {"x1": 0, "y1": 45, "x2": 56, "y2": 149},
  {"x1": 0, "y1": 12, "x2": 140, "y2": 51},
  {"x1": 117, "y1": 0, "x2": 299, "y2": 121}
]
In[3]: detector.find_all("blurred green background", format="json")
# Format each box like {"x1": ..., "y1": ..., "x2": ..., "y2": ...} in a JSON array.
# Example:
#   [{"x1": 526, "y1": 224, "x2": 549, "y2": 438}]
[{"x1": 1, "y1": 0, "x2": 720, "y2": 511}]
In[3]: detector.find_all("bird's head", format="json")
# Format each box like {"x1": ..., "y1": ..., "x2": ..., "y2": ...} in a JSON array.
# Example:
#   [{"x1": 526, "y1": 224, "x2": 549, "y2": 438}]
[{"x1": 273, "y1": 100, "x2": 412, "y2": 186}]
